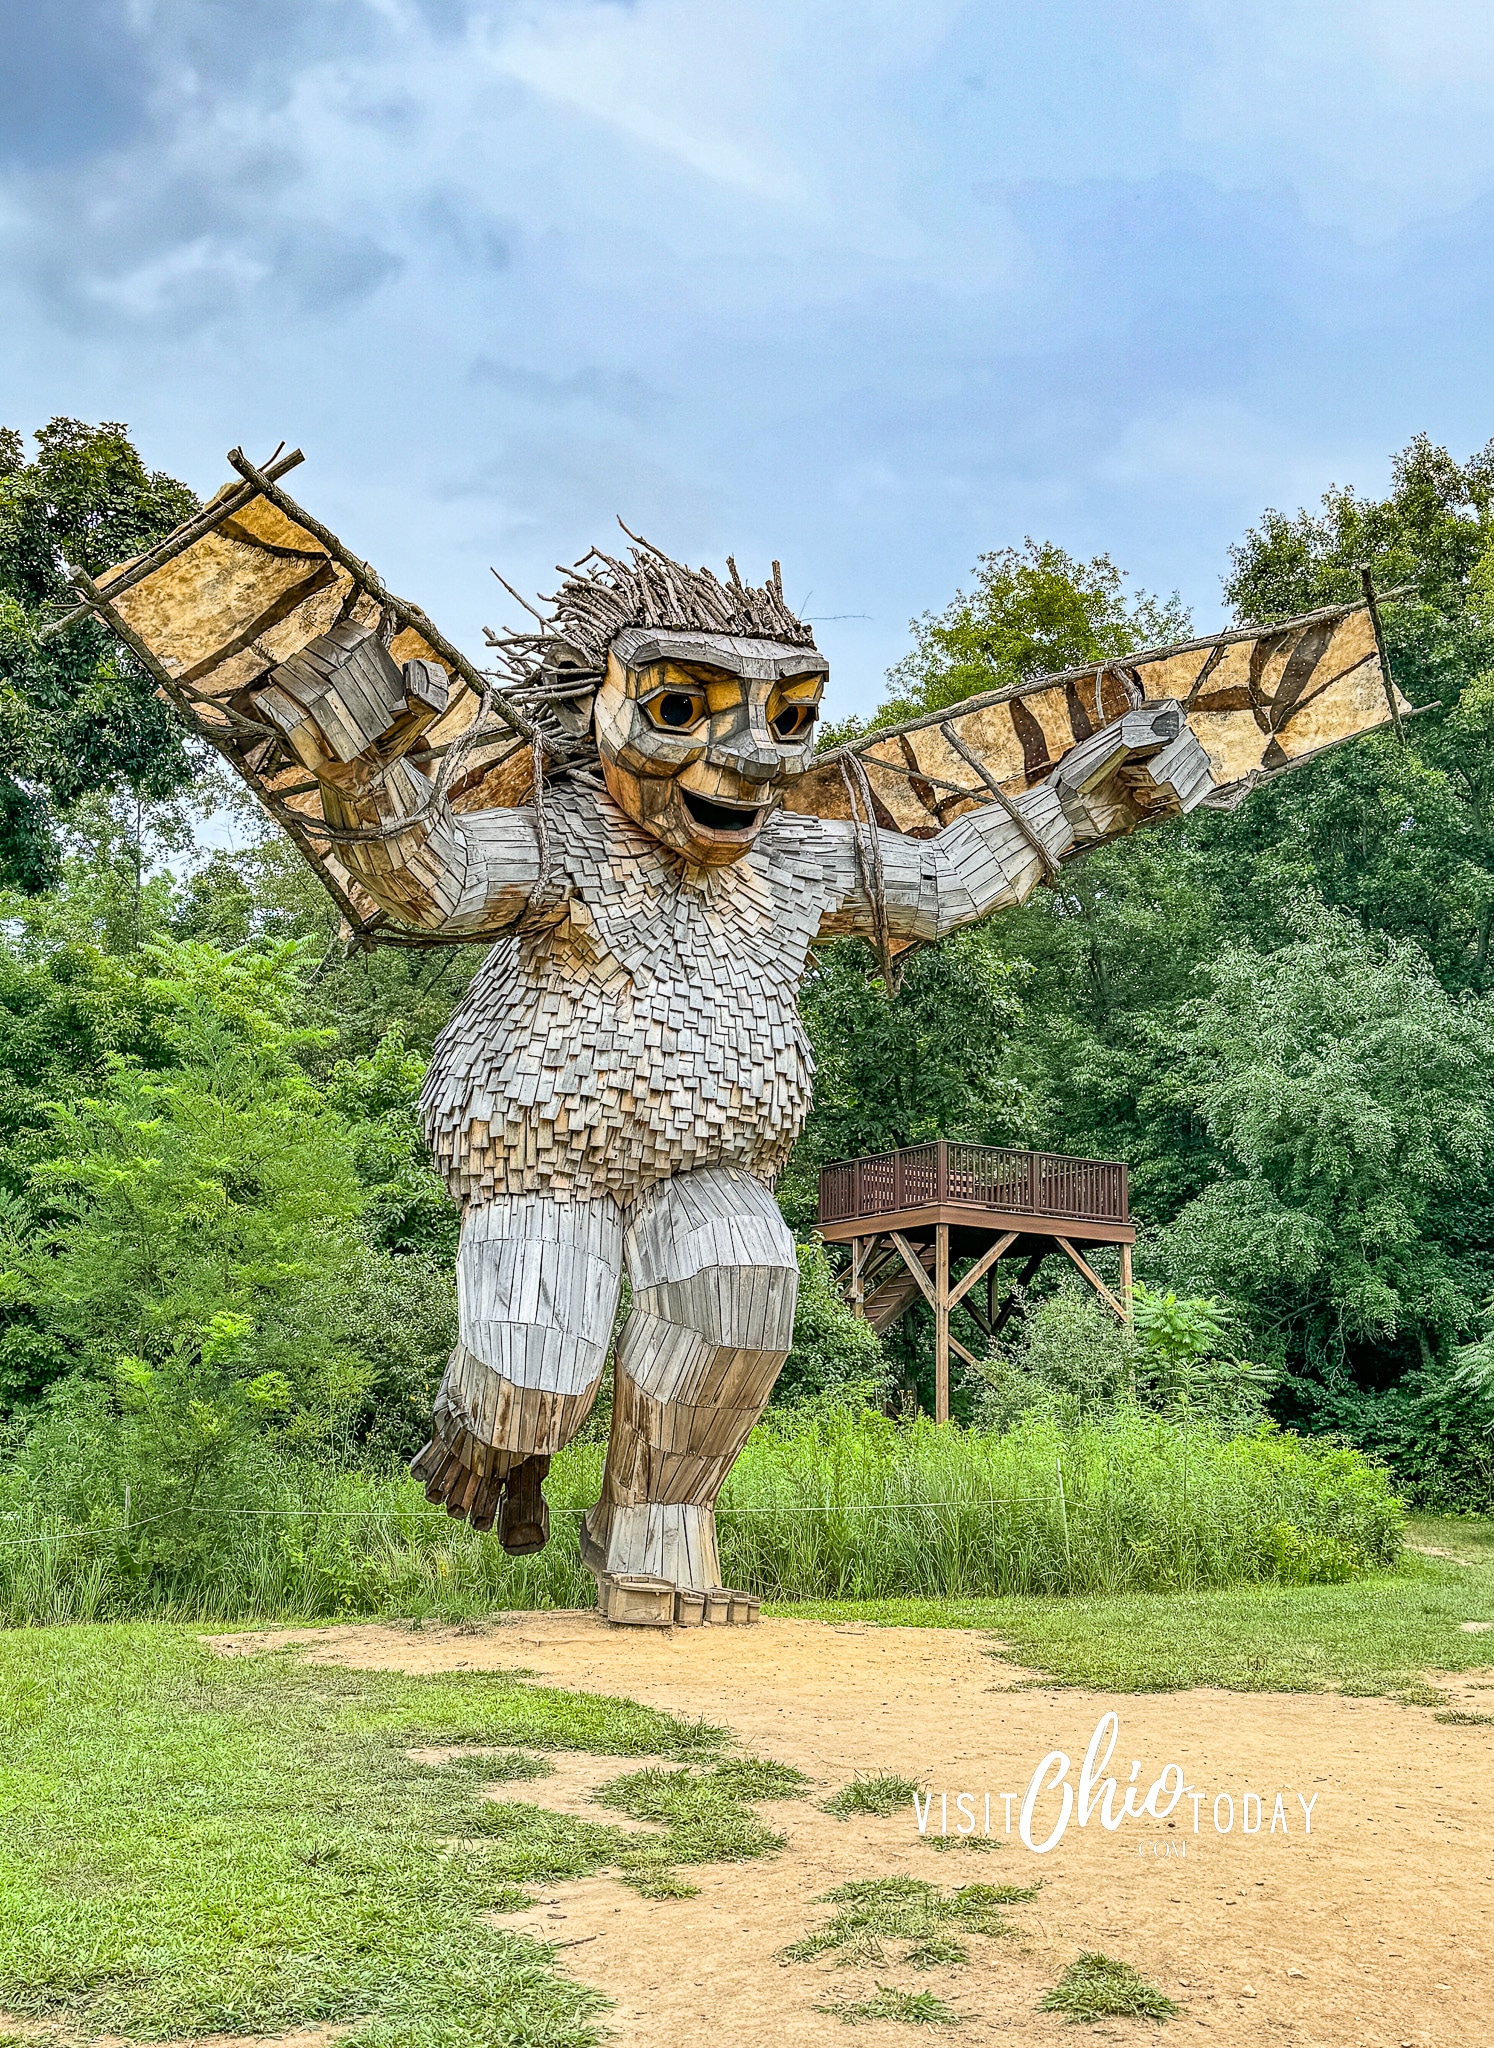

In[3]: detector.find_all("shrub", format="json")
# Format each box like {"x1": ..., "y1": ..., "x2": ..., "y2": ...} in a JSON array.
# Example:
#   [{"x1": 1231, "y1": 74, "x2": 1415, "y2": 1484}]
[
  {"x1": 772, "y1": 1239, "x2": 891, "y2": 1410},
  {"x1": 975, "y1": 1280, "x2": 1274, "y2": 1437},
  {"x1": 975, "y1": 1283, "x2": 1136, "y2": 1429}
]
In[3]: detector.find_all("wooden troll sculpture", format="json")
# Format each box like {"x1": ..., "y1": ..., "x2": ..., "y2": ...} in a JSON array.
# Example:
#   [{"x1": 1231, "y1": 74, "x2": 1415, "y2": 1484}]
[{"x1": 60, "y1": 448, "x2": 1408, "y2": 1616}]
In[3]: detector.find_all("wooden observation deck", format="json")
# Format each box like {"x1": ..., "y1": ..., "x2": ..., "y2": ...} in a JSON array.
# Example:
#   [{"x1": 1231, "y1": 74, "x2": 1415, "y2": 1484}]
[{"x1": 817, "y1": 1140, "x2": 1134, "y2": 1423}]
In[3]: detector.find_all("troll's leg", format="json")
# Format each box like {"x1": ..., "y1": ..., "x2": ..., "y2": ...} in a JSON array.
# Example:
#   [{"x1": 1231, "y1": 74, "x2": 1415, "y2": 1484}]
[
  {"x1": 411, "y1": 1193, "x2": 621, "y2": 1547},
  {"x1": 582, "y1": 1166, "x2": 797, "y2": 1590}
]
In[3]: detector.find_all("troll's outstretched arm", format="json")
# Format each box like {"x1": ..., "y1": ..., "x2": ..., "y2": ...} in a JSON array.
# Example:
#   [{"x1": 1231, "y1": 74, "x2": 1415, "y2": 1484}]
[{"x1": 815, "y1": 701, "x2": 1213, "y2": 945}]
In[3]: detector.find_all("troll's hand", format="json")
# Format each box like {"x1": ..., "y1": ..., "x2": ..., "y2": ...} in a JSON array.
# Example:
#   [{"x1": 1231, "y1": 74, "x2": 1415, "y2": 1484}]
[{"x1": 252, "y1": 621, "x2": 449, "y2": 794}]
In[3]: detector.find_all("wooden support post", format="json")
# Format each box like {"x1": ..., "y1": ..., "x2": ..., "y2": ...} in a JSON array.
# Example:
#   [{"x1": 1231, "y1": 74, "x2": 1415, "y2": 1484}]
[
  {"x1": 935, "y1": 1223, "x2": 950, "y2": 1425},
  {"x1": 1120, "y1": 1241, "x2": 1133, "y2": 1322},
  {"x1": 889, "y1": 1232, "x2": 937, "y2": 1308},
  {"x1": 948, "y1": 1230, "x2": 1018, "y2": 1310},
  {"x1": 1055, "y1": 1236, "x2": 1129, "y2": 1321},
  {"x1": 848, "y1": 1236, "x2": 867, "y2": 1317}
]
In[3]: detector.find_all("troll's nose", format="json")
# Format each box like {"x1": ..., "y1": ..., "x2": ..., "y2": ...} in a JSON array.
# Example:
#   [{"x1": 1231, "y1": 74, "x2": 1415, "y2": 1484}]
[{"x1": 715, "y1": 735, "x2": 783, "y2": 783}]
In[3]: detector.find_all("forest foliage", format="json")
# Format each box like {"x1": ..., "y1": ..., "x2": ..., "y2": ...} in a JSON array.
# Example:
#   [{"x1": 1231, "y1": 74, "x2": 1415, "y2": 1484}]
[{"x1": 0, "y1": 415, "x2": 1489, "y2": 1556}]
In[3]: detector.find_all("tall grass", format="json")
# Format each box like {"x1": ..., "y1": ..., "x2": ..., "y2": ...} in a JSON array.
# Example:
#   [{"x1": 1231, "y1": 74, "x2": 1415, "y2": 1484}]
[
  {"x1": 0, "y1": 1413, "x2": 1401, "y2": 1626},
  {"x1": 0, "y1": 1453, "x2": 601, "y2": 1627},
  {"x1": 717, "y1": 1411, "x2": 1402, "y2": 1599}
]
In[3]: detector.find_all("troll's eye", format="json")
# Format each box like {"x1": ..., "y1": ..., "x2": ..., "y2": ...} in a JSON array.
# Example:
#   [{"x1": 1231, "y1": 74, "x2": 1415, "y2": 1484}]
[
  {"x1": 646, "y1": 689, "x2": 707, "y2": 731},
  {"x1": 771, "y1": 701, "x2": 818, "y2": 740}
]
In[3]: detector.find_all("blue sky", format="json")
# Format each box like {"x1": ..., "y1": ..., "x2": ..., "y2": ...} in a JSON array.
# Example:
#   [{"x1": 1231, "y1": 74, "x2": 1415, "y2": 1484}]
[{"x1": 3, "y1": 0, "x2": 1494, "y2": 720}]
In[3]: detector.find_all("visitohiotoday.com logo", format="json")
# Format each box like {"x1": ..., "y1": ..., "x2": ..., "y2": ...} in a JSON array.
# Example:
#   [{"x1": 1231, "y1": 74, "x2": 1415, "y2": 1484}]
[{"x1": 914, "y1": 1712, "x2": 1321, "y2": 1857}]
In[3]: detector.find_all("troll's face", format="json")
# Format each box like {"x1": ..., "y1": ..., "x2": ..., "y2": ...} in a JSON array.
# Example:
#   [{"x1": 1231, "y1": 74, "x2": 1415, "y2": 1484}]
[{"x1": 594, "y1": 628, "x2": 827, "y2": 866}]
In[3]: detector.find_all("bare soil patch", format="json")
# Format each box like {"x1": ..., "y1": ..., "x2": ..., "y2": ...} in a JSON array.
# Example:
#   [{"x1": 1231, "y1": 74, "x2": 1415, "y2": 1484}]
[{"x1": 206, "y1": 1617, "x2": 1494, "y2": 2045}]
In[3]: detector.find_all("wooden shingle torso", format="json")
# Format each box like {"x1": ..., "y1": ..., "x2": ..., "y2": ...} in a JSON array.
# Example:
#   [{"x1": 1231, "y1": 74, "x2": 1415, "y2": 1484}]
[{"x1": 421, "y1": 790, "x2": 841, "y2": 1205}]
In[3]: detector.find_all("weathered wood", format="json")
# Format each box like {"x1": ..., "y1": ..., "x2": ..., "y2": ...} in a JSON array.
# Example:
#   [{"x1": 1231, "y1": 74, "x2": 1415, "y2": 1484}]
[
  {"x1": 787, "y1": 599, "x2": 1413, "y2": 838},
  {"x1": 79, "y1": 467, "x2": 1427, "y2": 1596},
  {"x1": 64, "y1": 562, "x2": 373, "y2": 933},
  {"x1": 224, "y1": 447, "x2": 535, "y2": 743},
  {"x1": 40, "y1": 445, "x2": 306, "y2": 641},
  {"x1": 600, "y1": 1574, "x2": 676, "y2": 1627},
  {"x1": 940, "y1": 721, "x2": 1058, "y2": 881}
]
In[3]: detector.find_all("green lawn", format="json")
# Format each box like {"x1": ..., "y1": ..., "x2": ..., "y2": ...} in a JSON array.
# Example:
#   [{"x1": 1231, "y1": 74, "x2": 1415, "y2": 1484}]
[
  {"x1": 2, "y1": 1527, "x2": 1492, "y2": 2047},
  {"x1": 770, "y1": 1517, "x2": 1494, "y2": 1694},
  {"x1": 0, "y1": 1626, "x2": 803, "y2": 2048}
]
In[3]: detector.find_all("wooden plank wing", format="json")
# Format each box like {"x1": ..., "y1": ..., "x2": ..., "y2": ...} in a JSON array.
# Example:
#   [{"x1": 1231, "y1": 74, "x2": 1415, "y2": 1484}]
[
  {"x1": 58, "y1": 452, "x2": 537, "y2": 941},
  {"x1": 785, "y1": 600, "x2": 1413, "y2": 841}
]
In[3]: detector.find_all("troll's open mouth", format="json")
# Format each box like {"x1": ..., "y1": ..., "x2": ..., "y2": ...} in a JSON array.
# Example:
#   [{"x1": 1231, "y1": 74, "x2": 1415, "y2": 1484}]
[{"x1": 681, "y1": 789, "x2": 764, "y2": 833}]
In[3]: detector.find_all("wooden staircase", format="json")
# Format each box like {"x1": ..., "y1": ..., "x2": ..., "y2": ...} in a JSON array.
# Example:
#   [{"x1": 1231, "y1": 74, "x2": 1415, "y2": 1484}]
[{"x1": 860, "y1": 1244, "x2": 935, "y2": 1335}]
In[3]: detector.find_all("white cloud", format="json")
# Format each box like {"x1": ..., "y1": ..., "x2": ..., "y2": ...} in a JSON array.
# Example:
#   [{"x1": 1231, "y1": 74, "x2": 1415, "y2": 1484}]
[{"x1": 0, "y1": 0, "x2": 1491, "y2": 704}]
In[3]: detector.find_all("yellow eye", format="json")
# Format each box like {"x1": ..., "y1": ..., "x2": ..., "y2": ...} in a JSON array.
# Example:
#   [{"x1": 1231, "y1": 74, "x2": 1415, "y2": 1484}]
[
  {"x1": 646, "y1": 689, "x2": 707, "y2": 731},
  {"x1": 771, "y1": 701, "x2": 818, "y2": 740}
]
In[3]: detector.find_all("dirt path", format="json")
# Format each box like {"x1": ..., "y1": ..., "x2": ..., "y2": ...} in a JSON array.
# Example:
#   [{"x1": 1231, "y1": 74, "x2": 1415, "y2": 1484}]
[{"x1": 208, "y1": 1616, "x2": 1494, "y2": 2046}]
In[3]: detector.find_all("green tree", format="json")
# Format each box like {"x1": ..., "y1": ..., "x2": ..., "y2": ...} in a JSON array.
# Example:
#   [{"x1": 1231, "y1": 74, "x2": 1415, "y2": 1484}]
[
  {"x1": 771, "y1": 1240, "x2": 890, "y2": 1409},
  {"x1": 172, "y1": 822, "x2": 486, "y2": 1060},
  {"x1": 8, "y1": 941, "x2": 369, "y2": 1421},
  {"x1": 781, "y1": 926, "x2": 1030, "y2": 1229},
  {"x1": 1223, "y1": 432, "x2": 1494, "y2": 990},
  {"x1": 1147, "y1": 901, "x2": 1494, "y2": 1415},
  {"x1": 824, "y1": 539, "x2": 1190, "y2": 742},
  {"x1": 0, "y1": 420, "x2": 200, "y2": 891}
]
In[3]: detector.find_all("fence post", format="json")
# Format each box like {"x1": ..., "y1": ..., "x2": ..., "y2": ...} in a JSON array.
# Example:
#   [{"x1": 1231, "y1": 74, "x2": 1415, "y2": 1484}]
[{"x1": 1055, "y1": 1455, "x2": 1072, "y2": 1574}]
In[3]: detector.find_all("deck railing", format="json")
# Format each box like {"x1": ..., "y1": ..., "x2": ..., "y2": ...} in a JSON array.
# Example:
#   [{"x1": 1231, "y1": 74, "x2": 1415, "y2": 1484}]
[{"x1": 817, "y1": 1141, "x2": 1128, "y2": 1229}]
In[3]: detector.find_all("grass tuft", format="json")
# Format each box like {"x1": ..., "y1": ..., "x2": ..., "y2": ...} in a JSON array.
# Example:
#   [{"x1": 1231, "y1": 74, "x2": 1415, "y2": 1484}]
[
  {"x1": 1040, "y1": 1952, "x2": 1180, "y2": 2024},
  {"x1": 1434, "y1": 1708, "x2": 1494, "y2": 1725},
  {"x1": 923, "y1": 1834, "x2": 997, "y2": 1853},
  {"x1": 823, "y1": 1773, "x2": 922, "y2": 1819},
  {"x1": 815, "y1": 1984, "x2": 962, "y2": 2026},
  {"x1": 780, "y1": 1877, "x2": 1037, "y2": 1969},
  {"x1": 589, "y1": 1763, "x2": 787, "y2": 1893},
  {"x1": 420, "y1": 1747, "x2": 553, "y2": 1782},
  {"x1": 903, "y1": 1935, "x2": 969, "y2": 1970},
  {"x1": 709, "y1": 1756, "x2": 811, "y2": 1800}
]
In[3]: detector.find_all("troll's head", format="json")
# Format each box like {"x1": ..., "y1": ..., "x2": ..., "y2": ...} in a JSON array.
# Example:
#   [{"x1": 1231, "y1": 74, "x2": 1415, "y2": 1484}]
[{"x1": 488, "y1": 532, "x2": 826, "y2": 867}]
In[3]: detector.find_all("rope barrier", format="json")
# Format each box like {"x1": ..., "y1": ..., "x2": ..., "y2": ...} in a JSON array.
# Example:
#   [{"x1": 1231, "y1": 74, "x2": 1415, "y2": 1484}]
[{"x1": 0, "y1": 1495, "x2": 1070, "y2": 1553}]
